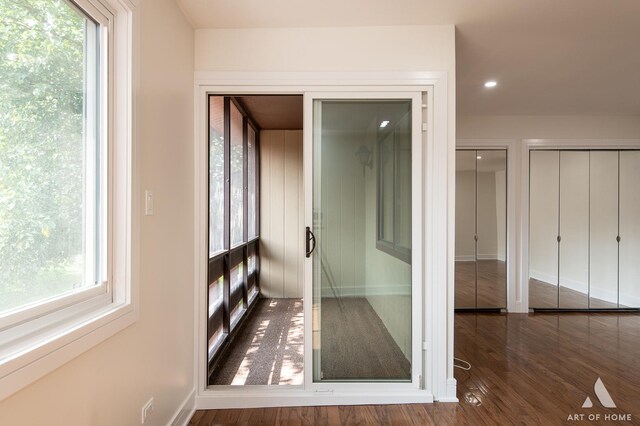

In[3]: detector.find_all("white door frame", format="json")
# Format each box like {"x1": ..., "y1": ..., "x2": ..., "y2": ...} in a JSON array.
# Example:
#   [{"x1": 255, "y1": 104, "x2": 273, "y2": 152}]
[
  {"x1": 192, "y1": 72, "x2": 456, "y2": 409},
  {"x1": 456, "y1": 139, "x2": 522, "y2": 312}
]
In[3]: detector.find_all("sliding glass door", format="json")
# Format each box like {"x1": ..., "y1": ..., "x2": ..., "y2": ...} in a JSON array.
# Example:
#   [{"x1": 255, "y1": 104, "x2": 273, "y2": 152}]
[{"x1": 305, "y1": 93, "x2": 422, "y2": 386}]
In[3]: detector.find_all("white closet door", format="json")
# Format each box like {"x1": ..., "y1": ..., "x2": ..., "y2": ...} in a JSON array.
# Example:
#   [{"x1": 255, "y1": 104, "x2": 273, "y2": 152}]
[
  {"x1": 589, "y1": 151, "x2": 619, "y2": 309},
  {"x1": 529, "y1": 151, "x2": 560, "y2": 308},
  {"x1": 558, "y1": 151, "x2": 589, "y2": 309},
  {"x1": 619, "y1": 151, "x2": 640, "y2": 308}
]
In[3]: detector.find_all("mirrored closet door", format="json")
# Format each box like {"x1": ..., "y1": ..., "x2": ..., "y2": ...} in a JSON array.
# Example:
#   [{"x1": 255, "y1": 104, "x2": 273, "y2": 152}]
[
  {"x1": 529, "y1": 149, "x2": 640, "y2": 310},
  {"x1": 455, "y1": 149, "x2": 507, "y2": 310}
]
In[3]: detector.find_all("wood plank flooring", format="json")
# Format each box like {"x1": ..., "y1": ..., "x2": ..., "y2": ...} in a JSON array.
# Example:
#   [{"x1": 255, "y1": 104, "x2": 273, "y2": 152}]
[
  {"x1": 455, "y1": 260, "x2": 507, "y2": 308},
  {"x1": 190, "y1": 312, "x2": 640, "y2": 425}
]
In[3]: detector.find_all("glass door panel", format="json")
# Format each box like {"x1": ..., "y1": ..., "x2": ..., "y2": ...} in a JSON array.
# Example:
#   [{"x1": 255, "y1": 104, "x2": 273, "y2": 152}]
[
  {"x1": 589, "y1": 151, "x2": 619, "y2": 309},
  {"x1": 476, "y1": 150, "x2": 507, "y2": 308},
  {"x1": 312, "y1": 99, "x2": 412, "y2": 382},
  {"x1": 455, "y1": 150, "x2": 478, "y2": 308},
  {"x1": 558, "y1": 151, "x2": 589, "y2": 309},
  {"x1": 619, "y1": 151, "x2": 640, "y2": 308},
  {"x1": 529, "y1": 151, "x2": 560, "y2": 308}
]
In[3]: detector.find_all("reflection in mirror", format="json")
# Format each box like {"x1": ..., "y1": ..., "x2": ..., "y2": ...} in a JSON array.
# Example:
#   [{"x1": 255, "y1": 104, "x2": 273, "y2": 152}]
[
  {"x1": 476, "y1": 150, "x2": 507, "y2": 308},
  {"x1": 619, "y1": 151, "x2": 640, "y2": 308},
  {"x1": 313, "y1": 99, "x2": 412, "y2": 382},
  {"x1": 455, "y1": 150, "x2": 477, "y2": 308},
  {"x1": 529, "y1": 151, "x2": 560, "y2": 308},
  {"x1": 558, "y1": 151, "x2": 589, "y2": 309},
  {"x1": 589, "y1": 152, "x2": 619, "y2": 309}
]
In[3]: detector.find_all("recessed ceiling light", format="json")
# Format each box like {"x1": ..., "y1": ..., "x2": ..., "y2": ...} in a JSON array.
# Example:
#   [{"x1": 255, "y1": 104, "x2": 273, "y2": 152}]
[
  {"x1": 380, "y1": 120, "x2": 389, "y2": 128},
  {"x1": 477, "y1": 156, "x2": 482, "y2": 159},
  {"x1": 484, "y1": 80, "x2": 497, "y2": 88}
]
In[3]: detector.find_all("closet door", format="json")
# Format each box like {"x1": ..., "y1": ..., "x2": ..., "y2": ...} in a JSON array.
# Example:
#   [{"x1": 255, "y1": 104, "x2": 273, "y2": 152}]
[
  {"x1": 529, "y1": 151, "x2": 560, "y2": 308},
  {"x1": 619, "y1": 151, "x2": 640, "y2": 308},
  {"x1": 476, "y1": 150, "x2": 507, "y2": 308},
  {"x1": 455, "y1": 150, "x2": 477, "y2": 308},
  {"x1": 558, "y1": 151, "x2": 589, "y2": 309},
  {"x1": 589, "y1": 151, "x2": 619, "y2": 309}
]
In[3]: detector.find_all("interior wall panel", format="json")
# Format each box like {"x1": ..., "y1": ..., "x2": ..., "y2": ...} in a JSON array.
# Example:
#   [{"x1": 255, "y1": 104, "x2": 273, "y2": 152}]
[{"x1": 260, "y1": 130, "x2": 303, "y2": 298}]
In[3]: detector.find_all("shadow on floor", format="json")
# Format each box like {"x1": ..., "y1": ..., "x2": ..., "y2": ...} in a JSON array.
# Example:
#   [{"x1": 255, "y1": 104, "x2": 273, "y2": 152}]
[{"x1": 209, "y1": 298, "x2": 304, "y2": 386}]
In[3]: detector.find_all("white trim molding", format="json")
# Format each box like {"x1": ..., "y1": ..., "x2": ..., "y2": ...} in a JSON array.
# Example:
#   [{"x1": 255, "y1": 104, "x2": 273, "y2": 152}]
[
  {"x1": 170, "y1": 389, "x2": 196, "y2": 426},
  {"x1": 193, "y1": 71, "x2": 456, "y2": 408}
]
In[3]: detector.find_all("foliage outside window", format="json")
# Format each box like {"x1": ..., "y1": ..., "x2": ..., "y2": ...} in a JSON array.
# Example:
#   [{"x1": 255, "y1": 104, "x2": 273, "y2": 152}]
[{"x1": 0, "y1": 0, "x2": 103, "y2": 317}]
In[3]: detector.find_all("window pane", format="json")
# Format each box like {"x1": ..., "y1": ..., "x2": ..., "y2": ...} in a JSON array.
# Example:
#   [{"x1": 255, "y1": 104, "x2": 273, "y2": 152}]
[
  {"x1": 209, "y1": 96, "x2": 225, "y2": 256},
  {"x1": 230, "y1": 103, "x2": 244, "y2": 246},
  {"x1": 208, "y1": 273, "x2": 224, "y2": 357},
  {"x1": 247, "y1": 126, "x2": 257, "y2": 238},
  {"x1": 229, "y1": 261, "x2": 244, "y2": 328},
  {"x1": 0, "y1": 0, "x2": 99, "y2": 314}
]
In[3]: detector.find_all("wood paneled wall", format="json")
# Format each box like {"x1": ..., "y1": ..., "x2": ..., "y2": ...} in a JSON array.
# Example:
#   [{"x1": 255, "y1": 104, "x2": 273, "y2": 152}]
[{"x1": 260, "y1": 130, "x2": 304, "y2": 298}]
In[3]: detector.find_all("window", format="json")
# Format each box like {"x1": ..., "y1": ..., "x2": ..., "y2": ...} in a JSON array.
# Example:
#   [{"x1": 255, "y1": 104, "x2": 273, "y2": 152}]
[
  {"x1": 0, "y1": 0, "x2": 135, "y2": 401},
  {"x1": 230, "y1": 102, "x2": 244, "y2": 247},
  {"x1": 377, "y1": 106, "x2": 412, "y2": 263},
  {"x1": 207, "y1": 96, "x2": 260, "y2": 382}
]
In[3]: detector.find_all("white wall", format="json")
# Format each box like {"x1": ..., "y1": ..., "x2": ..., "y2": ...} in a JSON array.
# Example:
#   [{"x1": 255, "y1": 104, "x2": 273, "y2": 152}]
[
  {"x1": 363, "y1": 124, "x2": 412, "y2": 358},
  {"x1": 454, "y1": 169, "x2": 505, "y2": 261},
  {"x1": 194, "y1": 23, "x2": 456, "y2": 399},
  {"x1": 260, "y1": 130, "x2": 304, "y2": 298},
  {"x1": 476, "y1": 172, "x2": 498, "y2": 259},
  {"x1": 318, "y1": 130, "x2": 367, "y2": 298},
  {"x1": 458, "y1": 115, "x2": 640, "y2": 139},
  {"x1": 495, "y1": 169, "x2": 506, "y2": 261},
  {"x1": 455, "y1": 170, "x2": 475, "y2": 259},
  {"x1": 0, "y1": 1, "x2": 195, "y2": 425}
]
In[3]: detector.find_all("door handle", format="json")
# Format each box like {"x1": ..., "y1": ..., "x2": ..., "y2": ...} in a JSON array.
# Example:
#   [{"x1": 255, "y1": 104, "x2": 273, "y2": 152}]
[
  {"x1": 474, "y1": 234, "x2": 478, "y2": 242},
  {"x1": 306, "y1": 227, "x2": 316, "y2": 258}
]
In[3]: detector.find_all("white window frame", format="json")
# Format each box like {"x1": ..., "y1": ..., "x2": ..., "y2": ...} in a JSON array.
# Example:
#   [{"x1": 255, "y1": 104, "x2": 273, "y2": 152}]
[
  {"x1": 0, "y1": 0, "x2": 138, "y2": 402},
  {"x1": 193, "y1": 72, "x2": 457, "y2": 408}
]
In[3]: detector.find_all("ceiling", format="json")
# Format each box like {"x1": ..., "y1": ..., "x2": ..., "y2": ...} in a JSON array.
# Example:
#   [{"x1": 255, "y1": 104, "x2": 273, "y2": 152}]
[
  {"x1": 178, "y1": 0, "x2": 640, "y2": 116},
  {"x1": 236, "y1": 96, "x2": 302, "y2": 129}
]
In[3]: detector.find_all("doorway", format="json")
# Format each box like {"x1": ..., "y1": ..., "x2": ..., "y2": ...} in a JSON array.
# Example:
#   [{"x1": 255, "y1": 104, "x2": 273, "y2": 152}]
[
  {"x1": 195, "y1": 74, "x2": 453, "y2": 407},
  {"x1": 206, "y1": 95, "x2": 304, "y2": 386}
]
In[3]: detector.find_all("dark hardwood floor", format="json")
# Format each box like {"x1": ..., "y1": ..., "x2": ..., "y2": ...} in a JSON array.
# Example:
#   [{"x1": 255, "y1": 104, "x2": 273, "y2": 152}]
[
  {"x1": 190, "y1": 312, "x2": 640, "y2": 425},
  {"x1": 455, "y1": 260, "x2": 507, "y2": 308}
]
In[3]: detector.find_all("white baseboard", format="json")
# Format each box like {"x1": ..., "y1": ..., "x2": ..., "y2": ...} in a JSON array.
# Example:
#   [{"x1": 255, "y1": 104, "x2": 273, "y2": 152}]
[
  {"x1": 320, "y1": 285, "x2": 411, "y2": 298},
  {"x1": 455, "y1": 254, "x2": 506, "y2": 262},
  {"x1": 455, "y1": 255, "x2": 475, "y2": 262},
  {"x1": 435, "y1": 378, "x2": 458, "y2": 403},
  {"x1": 169, "y1": 388, "x2": 196, "y2": 426},
  {"x1": 195, "y1": 389, "x2": 433, "y2": 409}
]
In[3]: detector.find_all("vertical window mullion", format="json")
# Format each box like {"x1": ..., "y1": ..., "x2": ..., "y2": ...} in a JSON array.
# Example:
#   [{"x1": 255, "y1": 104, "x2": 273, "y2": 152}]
[
  {"x1": 242, "y1": 115, "x2": 249, "y2": 307},
  {"x1": 222, "y1": 97, "x2": 231, "y2": 333},
  {"x1": 255, "y1": 129, "x2": 261, "y2": 294}
]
